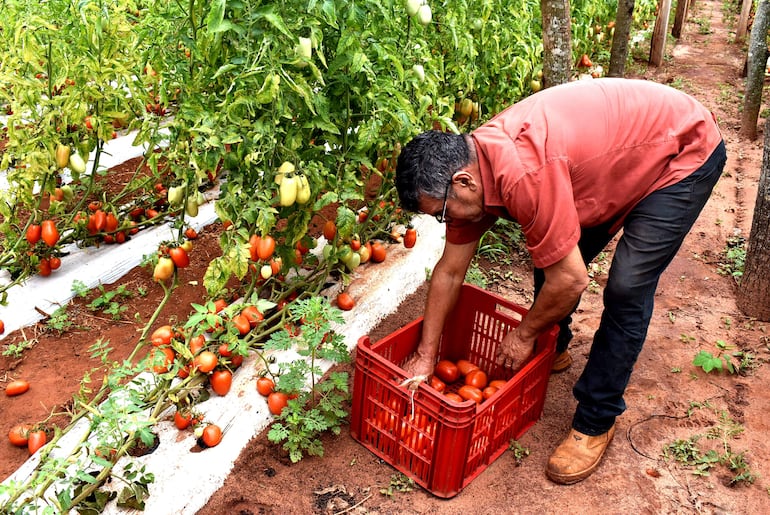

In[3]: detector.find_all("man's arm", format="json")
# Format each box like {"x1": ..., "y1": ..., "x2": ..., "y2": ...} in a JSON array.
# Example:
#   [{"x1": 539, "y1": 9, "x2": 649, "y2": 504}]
[
  {"x1": 402, "y1": 238, "x2": 478, "y2": 377},
  {"x1": 496, "y1": 244, "x2": 589, "y2": 367}
]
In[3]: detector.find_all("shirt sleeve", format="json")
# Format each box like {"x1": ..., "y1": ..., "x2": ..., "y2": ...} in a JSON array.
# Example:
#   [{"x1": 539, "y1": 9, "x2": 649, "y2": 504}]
[{"x1": 504, "y1": 158, "x2": 581, "y2": 268}]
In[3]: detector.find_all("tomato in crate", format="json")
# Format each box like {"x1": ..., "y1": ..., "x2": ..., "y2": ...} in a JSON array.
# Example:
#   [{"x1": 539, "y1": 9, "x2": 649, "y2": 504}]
[{"x1": 350, "y1": 284, "x2": 558, "y2": 498}]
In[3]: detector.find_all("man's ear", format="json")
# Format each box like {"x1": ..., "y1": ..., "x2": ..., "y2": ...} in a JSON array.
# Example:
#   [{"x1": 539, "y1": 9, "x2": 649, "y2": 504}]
[{"x1": 451, "y1": 168, "x2": 478, "y2": 190}]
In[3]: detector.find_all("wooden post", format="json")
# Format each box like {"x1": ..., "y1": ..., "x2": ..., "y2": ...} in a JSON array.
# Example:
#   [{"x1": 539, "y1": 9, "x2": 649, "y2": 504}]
[
  {"x1": 649, "y1": 0, "x2": 672, "y2": 66},
  {"x1": 672, "y1": 0, "x2": 690, "y2": 38},
  {"x1": 736, "y1": 0, "x2": 754, "y2": 42}
]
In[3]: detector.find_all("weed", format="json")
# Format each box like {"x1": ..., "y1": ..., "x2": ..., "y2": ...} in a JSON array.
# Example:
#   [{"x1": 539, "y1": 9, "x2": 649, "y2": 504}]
[
  {"x1": 73, "y1": 281, "x2": 134, "y2": 321},
  {"x1": 663, "y1": 409, "x2": 757, "y2": 485},
  {"x1": 380, "y1": 473, "x2": 415, "y2": 496},
  {"x1": 693, "y1": 349, "x2": 736, "y2": 373},
  {"x1": 717, "y1": 235, "x2": 746, "y2": 282},
  {"x1": 587, "y1": 279, "x2": 601, "y2": 294},
  {"x1": 46, "y1": 306, "x2": 74, "y2": 334},
  {"x1": 465, "y1": 263, "x2": 488, "y2": 288},
  {"x1": 509, "y1": 440, "x2": 530, "y2": 466},
  {"x1": 2, "y1": 338, "x2": 37, "y2": 358},
  {"x1": 680, "y1": 333, "x2": 696, "y2": 344}
]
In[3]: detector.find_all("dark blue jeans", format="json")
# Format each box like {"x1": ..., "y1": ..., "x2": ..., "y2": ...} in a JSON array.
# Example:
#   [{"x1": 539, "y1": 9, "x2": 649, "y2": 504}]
[{"x1": 534, "y1": 140, "x2": 727, "y2": 436}]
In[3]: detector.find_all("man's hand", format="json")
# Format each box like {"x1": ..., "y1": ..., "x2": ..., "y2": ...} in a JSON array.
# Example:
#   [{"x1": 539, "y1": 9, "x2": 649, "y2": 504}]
[
  {"x1": 402, "y1": 350, "x2": 435, "y2": 378},
  {"x1": 496, "y1": 329, "x2": 536, "y2": 370}
]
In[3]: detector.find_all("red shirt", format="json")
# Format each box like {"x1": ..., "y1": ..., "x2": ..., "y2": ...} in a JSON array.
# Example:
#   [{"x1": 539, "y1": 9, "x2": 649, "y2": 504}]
[{"x1": 447, "y1": 78, "x2": 723, "y2": 268}]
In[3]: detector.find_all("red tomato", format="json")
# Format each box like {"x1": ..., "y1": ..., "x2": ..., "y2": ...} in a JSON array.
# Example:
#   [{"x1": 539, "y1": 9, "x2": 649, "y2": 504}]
[
  {"x1": 48, "y1": 256, "x2": 61, "y2": 270},
  {"x1": 41, "y1": 220, "x2": 59, "y2": 247},
  {"x1": 26, "y1": 224, "x2": 41, "y2": 244},
  {"x1": 27, "y1": 429, "x2": 47, "y2": 455},
  {"x1": 217, "y1": 343, "x2": 232, "y2": 357},
  {"x1": 465, "y1": 369, "x2": 488, "y2": 389},
  {"x1": 0, "y1": 319, "x2": 4, "y2": 334},
  {"x1": 210, "y1": 369, "x2": 233, "y2": 396},
  {"x1": 169, "y1": 247, "x2": 190, "y2": 268},
  {"x1": 185, "y1": 227, "x2": 199, "y2": 240},
  {"x1": 267, "y1": 391, "x2": 289, "y2": 415},
  {"x1": 241, "y1": 305, "x2": 263, "y2": 327},
  {"x1": 458, "y1": 385, "x2": 483, "y2": 403},
  {"x1": 231, "y1": 314, "x2": 251, "y2": 335},
  {"x1": 489, "y1": 379, "x2": 507, "y2": 390},
  {"x1": 444, "y1": 392, "x2": 465, "y2": 403},
  {"x1": 403, "y1": 227, "x2": 417, "y2": 248},
  {"x1": 212, "y1": 298, "x2": 228, "y2": 313},
  {"x1": 482, "y1": 386, "x2": 498, "y2": 400},
  {"x1": 248, "y1": 234, "x2": 261, "y2": 261},
  {"x1": 433, "y1": 360, "x2": 459, "y2": 384},
  {"x1": 456, "y1": 359, "x2": 479, "y2": 377},
  {"x1": 257, "y1": 235, "x2": 276, "y2": 261},
  {"x1": 350, "y1": 237, "x2": 361, "y2": 251},
  {"x1": 194, "y1": 351, "x2": 218, "y2": 373},
  {"x1": 230, "y1": 354, "x2": 244, "y2": 369},
  {"x1": 201, "y1": 424, "x2": 222, "y2": 447},
  {"x1": 174, "y1": 410, "x2": 193, "y2": 430},
  {"x1": 336, "y1": 292, "x2": 355, "y2": 311},
  {"x1": 189, "y1": 334, "x2": 206, "y2": 355},
  {"x1": 151, "y1": 325, "x2": 175, "y2": 346},
  {"x1": 150, "y1": 347, "x2": 175, "y2": 374},
  {"x1": 256, "y1": 376, "x2": 275, "y2": 397},
  {"x1": 428, "y1": 376, "x2": 446, "y2": 393},
  {"x1": 370, "y1": 242, "x2": 387, "y2": 263},
  {"x1": 104, "y1": 212, "x2": 119, "y2": 233},
  {"x1": 8, "y1": 424, "x2": 32, "y2": 447},
  {"x1": 5, "y1": 380, "x2": 30, "y2": 397},
  {"x1": 322, "y1": 220, "x2": 337, "y2": 241},
  {"x1": 38, "y1": 258, "x2": 52, "y2": 277}
]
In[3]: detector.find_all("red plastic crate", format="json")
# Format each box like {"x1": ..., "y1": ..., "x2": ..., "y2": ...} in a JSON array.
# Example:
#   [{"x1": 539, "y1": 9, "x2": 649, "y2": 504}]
[{"x1": 350, "y1": 284, "x2": 558, "y2": 498}]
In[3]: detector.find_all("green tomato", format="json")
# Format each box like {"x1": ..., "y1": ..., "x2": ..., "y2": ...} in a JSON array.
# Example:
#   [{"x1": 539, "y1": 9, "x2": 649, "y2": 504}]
[
  {"x1": 417, "y1": 4, "x2": 432, "y2": 25},
  {"x1": 412, "y1": 64, "x2": 425, "y2": 83},
  {"x1": 168, "y1": 185, "x2": 185, "y2": 207},
  {"x1": 279, "y1": 175, "x2": 298, "y2": 207},
  {"x1": 295, "y1": 174, "x2": 311, "y2": 205},
  {"x1": 68, "y1": 153, "x2": 86, "y2": 174},
  {"x1": 406, "y1": 0, "x2": 421, "y2": 17},
  {"x1": 185, "y1": 196, "x2": 199, "y2": 217}
]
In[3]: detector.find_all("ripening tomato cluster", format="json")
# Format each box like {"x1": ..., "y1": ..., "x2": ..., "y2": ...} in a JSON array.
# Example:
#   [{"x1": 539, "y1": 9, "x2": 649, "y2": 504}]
[
  {"x1": 248, "y1": 234, "x2": 284, "y2": 282},
  {"x1": 7, "y1": 423, "x2": 47, "y2": 455},
  {"x1": 152, "y1": 239, "x2": 193, "y2": 282},
  {"x1": 430, "y1": 359, "x2": 507, "y2": 404},
  {"x1": 255, "y1": 375, "x2": 297, "y2": 416},
  {"x1": 172, "y1": 409, "x2": 222, "y2": 448},
  {"x1": 25, "y1": 220, "x2": 62, "y2": 277},
  {"x1": 72, "y1": 201, "x2": 140, "y2": 246}
]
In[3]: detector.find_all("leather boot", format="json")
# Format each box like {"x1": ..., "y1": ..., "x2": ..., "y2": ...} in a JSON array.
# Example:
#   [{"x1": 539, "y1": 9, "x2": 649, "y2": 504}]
[
  {"x1": 551, "y1": 350, "x2": 572, "y2": 373},
  {"x1": 546, "y1": 424, "x2": 616, "y2": 484}
]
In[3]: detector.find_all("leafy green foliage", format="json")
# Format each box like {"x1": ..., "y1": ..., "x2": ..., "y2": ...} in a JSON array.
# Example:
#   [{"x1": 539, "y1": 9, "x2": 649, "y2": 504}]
[{"x1": 663, "y1": 409, "x2": 756, "y2": 485}]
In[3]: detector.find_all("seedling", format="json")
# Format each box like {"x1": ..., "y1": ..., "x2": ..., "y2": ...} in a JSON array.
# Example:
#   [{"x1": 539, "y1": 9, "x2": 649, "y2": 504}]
[
  {"x1": 509, "y1": 440, "x2": 530, "y2": 466},
  {"x1": 380, "y1": 473, "x2": 415, "y2": 496}
]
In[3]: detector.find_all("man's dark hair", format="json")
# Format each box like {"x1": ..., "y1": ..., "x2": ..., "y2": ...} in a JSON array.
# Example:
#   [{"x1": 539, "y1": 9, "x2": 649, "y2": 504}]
[{"x1": 395, "y1": 131, "x2": 470, "y2": 212}]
